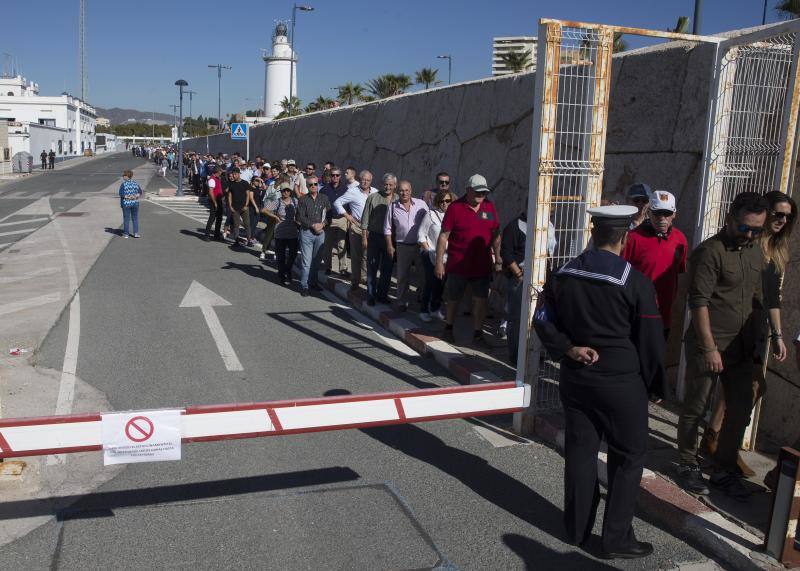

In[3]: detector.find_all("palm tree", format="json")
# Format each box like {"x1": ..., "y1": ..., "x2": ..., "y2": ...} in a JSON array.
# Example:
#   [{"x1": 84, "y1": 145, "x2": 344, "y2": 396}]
[
  {"x1": 366, "y1": 74, "x2": 412, "y2": 99},
  {"x1": 499, "y1": 49, "x2": 532, "y2": 73},
  {"x1": 776, "y1": 0, "x2": 800, "y2": 18},
  {"x1": 337, "y1": 82, "x2": 364, "y2": 105},
  {"x1": 668, "y1": 15, "x2": 690, "y2": 33},
  {"x1": 613, "y1": 32, "x2": 627, "y2": 53},
  {"x1": 275, "y1": 96, "x2": 302, "y2": 119},
  {"x1": 306, "y1": 96, "x2": 335, "y2": 113},
  {"x1": 415, "y1": 67, "x2": 438, "y2": 89}
]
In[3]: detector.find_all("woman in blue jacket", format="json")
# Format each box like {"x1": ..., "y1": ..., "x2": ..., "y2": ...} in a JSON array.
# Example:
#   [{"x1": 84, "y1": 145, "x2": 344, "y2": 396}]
[{"x1": 119, "y1": 169, "x2": 142, "y2": 238}]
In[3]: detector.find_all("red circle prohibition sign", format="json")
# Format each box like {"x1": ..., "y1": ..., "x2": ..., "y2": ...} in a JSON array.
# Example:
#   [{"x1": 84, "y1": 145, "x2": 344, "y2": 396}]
[{"x1": 125, "y1": 416, "x2": 154, "y2": 443}]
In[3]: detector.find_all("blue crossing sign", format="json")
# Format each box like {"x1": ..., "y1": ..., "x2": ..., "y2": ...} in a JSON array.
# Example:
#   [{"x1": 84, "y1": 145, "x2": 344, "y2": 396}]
[{"x1": 230, "y1": 123, "x2": 248, "y2": 140}]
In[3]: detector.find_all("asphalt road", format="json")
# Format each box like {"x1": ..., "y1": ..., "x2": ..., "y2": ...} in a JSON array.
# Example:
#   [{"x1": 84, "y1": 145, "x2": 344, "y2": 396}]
[{"x1": 0, "y1": 155, "x2": 715, "y2": 569}]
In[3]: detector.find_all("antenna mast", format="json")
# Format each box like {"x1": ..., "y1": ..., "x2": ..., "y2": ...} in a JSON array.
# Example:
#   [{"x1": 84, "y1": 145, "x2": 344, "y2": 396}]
[{"x1": 80, "y1": 0, "x2": 87, "y2": 101}]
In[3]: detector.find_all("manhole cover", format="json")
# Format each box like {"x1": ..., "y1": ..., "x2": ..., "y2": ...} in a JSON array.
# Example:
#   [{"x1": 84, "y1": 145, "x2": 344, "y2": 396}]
[{"x1": 54, "y1": 483, "x2": 451, "y2": 570}]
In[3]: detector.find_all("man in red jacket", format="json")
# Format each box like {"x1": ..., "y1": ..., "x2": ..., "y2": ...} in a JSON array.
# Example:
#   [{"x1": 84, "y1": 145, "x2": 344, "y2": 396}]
[{"x1": 623, "y1": 190, "x2": 687, "y2": 340}]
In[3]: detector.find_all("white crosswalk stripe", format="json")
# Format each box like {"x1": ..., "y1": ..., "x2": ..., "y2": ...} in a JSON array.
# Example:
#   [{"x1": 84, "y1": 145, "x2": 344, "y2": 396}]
[{"x1": 149, "y1": 197, "x2": 210, "y2": 223}]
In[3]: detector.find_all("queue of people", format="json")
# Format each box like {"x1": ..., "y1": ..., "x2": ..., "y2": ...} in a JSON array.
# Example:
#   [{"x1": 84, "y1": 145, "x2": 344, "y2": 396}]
[{"x1": 132, "y1": 146, "x2": 799, "y2": 556}]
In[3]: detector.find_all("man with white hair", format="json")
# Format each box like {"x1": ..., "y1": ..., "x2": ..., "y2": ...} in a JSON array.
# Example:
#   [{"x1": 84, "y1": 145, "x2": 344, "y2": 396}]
[
  {"x1": 334, "y1": 170, "x2": 378, "y2": 290},
  {"x1": 361, "y1": 173, "x2": 398, "y2": 305}
]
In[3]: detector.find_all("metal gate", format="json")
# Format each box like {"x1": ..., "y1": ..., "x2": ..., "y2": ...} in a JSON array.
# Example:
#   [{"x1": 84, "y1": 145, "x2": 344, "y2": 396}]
[
  {"x1": 516, "y1": 19, "x2": 724, "y2": 418},
  {"x1": 688, "y1": 20, "x2": 800, "y2": 448},
  {"x1": 696, "y1": 21, "x2": 800, "y2": 244}
]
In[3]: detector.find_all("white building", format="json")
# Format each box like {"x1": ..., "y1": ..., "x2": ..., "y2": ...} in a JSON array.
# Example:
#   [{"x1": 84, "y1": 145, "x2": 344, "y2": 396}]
[
  {"x1": 0, "y1": 75, "x2": 97, "y2": 166},
  {"x1": 96, "y1": 116, "x2": 110, "y2": 127},
  {"x1": 492, "y1": 36, "x2": 538, "y2": 76},
  {"x1": 262, "y1": 22, "x2": 297, "y2": 121}
]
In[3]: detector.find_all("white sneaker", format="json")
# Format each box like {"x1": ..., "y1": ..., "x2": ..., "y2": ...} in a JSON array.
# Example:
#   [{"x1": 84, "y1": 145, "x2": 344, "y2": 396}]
[
  {"x1": 432, "y1": 309, "x2": 445, "y2": 320},
  {"x1": 133, "y1": 233, "x2": 141, "y2": 239},
  {"x1": 419, "y1": 312, "x2": 432, "y2": 323},
  {"x1": 259, "y1": 252, "x2": 266, "y2": 261}
]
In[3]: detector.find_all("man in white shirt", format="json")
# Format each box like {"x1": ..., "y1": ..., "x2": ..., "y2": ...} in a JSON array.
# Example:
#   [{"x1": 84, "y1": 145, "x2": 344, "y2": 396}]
[
  {"x1": 345, "y1": 166, "x2": 359, "y2": 189},
  {"x1": 334, "y1": 170, "x2": 378, "y2": 290},
  {"x1": 287, "y1": 159, "x2": 307, "y2": 197}
]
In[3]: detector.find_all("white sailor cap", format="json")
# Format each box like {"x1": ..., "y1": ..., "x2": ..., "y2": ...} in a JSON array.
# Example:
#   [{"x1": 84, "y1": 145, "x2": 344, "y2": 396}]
[{"x1": 587, "y1": 205, "x2": 639, "y2": 228}]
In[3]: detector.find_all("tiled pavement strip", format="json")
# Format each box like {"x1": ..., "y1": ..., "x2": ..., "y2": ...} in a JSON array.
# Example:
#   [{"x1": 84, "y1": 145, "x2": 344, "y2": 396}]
[{"x1": 146, "y1": 181, "x2": 775, "y2": 570}]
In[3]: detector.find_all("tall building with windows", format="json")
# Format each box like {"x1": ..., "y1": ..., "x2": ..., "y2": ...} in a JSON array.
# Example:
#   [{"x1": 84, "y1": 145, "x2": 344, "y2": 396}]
[{"x1": 492, "y1": 36, "x2": 538, "y2": 76}]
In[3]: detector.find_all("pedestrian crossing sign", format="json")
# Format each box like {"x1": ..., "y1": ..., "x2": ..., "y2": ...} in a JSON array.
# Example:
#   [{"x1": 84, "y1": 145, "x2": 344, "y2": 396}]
[{"x1": 231, "y1": 123, "x2": 247, "y2": 140}]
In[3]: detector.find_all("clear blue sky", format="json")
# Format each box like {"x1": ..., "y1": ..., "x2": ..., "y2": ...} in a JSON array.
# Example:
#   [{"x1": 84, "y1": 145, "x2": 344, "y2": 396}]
[{"x1": 4, "y1": 0, "x2": 787, "y2": 119}]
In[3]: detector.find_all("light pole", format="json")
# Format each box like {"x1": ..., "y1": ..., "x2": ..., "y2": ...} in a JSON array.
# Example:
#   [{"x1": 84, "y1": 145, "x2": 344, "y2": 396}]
[
  {"x1": 175, "y1": 79, "x2": 188, "y2": 197},
  {"x1": 151, "y1": 110, "x2": 155, "y2": 140},
  {"x1": 168, "y1": 104, "x2": 179, "y2": 136},
  {"x1": 289, "y1": 3, "x2": 314, "y2": 116},
  {"x1": 692, "y1": 0, "x2": 702, "y2": 35},
  {"x1": 207, "y1": 64, "x2": 231, "y2": 131},
  {"x1": 186, "y1": 90, "x2": 197, "y2": 137},
  {"x1": 437, "y1": 55, "x2": 452, "y2": 85}
]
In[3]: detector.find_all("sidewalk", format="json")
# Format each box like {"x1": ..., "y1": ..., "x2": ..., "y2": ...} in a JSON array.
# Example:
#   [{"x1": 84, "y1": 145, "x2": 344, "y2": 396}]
[{"x1": 291, "y1": 264, "x2": 780, "y2": 570}]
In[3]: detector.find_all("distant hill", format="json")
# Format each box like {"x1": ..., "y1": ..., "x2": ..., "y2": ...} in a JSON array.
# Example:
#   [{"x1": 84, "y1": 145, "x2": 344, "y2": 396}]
[{"x1": 94, "y1": 107, "x2": 174, "y2": 125}]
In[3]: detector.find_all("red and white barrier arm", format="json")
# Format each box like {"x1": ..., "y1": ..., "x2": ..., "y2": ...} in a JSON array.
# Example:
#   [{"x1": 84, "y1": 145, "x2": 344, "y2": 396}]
[{"x1": 0, "y1": 382, "x2": 530, "y2": 459}]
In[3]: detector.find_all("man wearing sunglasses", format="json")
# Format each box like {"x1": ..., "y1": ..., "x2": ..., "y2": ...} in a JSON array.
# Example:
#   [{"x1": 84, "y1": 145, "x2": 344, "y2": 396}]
[
  {"x1": 625, "y1": 183, "x2": 653, "y2": 229},
  {"x1": 623, "y1": 190, "x2": 687, "y2": 340},
  {"x1": 677, "y1": 192, "x2": 768, "y2": 500},
  {"x1": 423, "y1": 172, "x2": 450, "y2": 209}
]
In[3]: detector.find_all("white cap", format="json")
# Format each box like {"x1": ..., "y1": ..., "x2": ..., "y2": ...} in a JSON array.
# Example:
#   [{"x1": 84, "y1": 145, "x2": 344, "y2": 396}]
[
  {"x1": 466, "y1": 174, "x2": 491, "y2": 193},
  {"x1": 650, "y1": 190, "x2": 676, "y2": 212},
  {"x1": 587, "y1": 205, "x2": 638, "y2": 228}
]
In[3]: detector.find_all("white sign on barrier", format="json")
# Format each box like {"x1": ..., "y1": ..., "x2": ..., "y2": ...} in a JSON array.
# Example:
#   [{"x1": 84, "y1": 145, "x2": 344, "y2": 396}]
[{"x1": 101, "y1": 409, "x2": 182, "y2": 466}]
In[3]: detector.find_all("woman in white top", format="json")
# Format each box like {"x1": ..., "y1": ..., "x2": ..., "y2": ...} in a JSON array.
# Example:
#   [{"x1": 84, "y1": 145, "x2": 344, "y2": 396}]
[{"x1": 417, "y1": 189, "x2": 455, "y2": 322}]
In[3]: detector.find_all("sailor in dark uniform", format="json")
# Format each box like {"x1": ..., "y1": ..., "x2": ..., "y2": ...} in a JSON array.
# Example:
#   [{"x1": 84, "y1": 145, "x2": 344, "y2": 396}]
[{"x1": 533, "y1": 205, "x2": 665, "y2": 560}]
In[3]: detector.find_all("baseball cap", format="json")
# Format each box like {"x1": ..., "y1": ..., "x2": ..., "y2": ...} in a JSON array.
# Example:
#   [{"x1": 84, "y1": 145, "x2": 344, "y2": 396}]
[
  {"x1": 626, "y1": 183, "x2": 652, "y2": 200},
  {"x1": 287, "y1": 159, "x2": 296, "y2": 166},
  {"x1": 467, "y1": 174, "x2": 491, "y2": 193},
  {"x1": 279, "y1": 182, "x2": 292, "y2": 191},
  {"x1": 650, "y1": 190, "x2": 676, "y2": 213},
  {"x1": 264, "y1": 163, "x2": 271, "y2": 169}
]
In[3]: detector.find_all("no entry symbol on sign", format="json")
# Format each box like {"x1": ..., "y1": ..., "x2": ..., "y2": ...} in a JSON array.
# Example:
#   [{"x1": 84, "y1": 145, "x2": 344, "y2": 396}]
[{"x1": 125, "y1": 416, "x2": 154, "y2": 443}]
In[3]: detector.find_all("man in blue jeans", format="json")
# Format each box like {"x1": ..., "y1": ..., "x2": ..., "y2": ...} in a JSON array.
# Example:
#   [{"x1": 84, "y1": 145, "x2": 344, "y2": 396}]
[{"x1": 296, "y1": 175, "x2": 331, "y2": 296}]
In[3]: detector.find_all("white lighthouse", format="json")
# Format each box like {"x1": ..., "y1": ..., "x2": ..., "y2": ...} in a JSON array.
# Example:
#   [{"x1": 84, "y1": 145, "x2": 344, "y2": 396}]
[{"x1": 263, "y1": 22, "x2": 296, "y2": 121}]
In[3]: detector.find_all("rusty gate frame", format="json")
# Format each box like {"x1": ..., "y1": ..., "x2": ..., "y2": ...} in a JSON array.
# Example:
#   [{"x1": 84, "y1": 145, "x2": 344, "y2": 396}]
[{"x1": 515, "y1": 18, "x2": 723, "y2": 430}]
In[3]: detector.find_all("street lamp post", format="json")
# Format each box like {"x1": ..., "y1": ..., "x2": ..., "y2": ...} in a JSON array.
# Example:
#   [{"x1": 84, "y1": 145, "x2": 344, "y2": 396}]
[
  {"x1": 175, "y1": 79, "x2": 188, "y2": 197},
  {"x1": 186, "y1": 90, "x2": 197, "y2": 137},
  {"x1": 437, "y1": 55, "x2": 452, "y2": 85},
  {"x1": 207, "y1": 64, "x2": 231, "y2": 132},
  {"x1": 289, "y1": 3, "x2": 314, "y2": 116}
]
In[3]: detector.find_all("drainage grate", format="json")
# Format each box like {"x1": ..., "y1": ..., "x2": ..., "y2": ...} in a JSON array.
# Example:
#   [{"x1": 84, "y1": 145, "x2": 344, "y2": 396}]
[{"x1": 56, "y1": 212, "x2": 87, "y2": 217}]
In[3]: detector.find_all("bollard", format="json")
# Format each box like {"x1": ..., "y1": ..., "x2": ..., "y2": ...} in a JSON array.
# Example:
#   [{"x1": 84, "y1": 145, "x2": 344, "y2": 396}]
[{"x1": 765, "y1": 447, "x2": 800, "y2": 566}]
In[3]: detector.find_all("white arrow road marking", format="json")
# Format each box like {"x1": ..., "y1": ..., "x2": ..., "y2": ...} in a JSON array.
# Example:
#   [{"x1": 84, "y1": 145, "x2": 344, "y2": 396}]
[
  {"x1": 0, "y1": 267, "x2": 60, "y2": 284},
  {"x1": 0, "y1": 292, "x2": 61, "y2": 317},
  {"x1": 180, "y1": 281, "x2": 243, "y2": 371}
]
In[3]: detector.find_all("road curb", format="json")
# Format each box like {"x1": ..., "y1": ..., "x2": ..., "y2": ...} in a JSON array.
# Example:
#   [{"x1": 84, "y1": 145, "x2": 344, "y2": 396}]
[{"x1": 311, "y1": 271, "x2": 770, "y2": 570}]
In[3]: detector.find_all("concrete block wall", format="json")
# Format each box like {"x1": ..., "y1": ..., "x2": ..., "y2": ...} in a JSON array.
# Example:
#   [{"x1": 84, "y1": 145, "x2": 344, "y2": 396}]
[{"x1": 181, "y1": 36, "x2": 799, "y2": 449}]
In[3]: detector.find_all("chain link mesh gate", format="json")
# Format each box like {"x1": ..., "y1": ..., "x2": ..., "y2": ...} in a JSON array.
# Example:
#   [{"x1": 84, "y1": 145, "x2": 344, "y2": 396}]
[
  {"x1": 515, "y1": 19, "x2": 724, "y2": 426},
  {"x1": 686, "y1": 20, "x2": 800, "y2": 448}
]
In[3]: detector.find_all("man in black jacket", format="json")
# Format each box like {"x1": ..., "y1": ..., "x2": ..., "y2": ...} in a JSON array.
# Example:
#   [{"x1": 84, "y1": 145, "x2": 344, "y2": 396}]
[{"x1": 534, "y1": 205, "x2": 665, "y2": 560}]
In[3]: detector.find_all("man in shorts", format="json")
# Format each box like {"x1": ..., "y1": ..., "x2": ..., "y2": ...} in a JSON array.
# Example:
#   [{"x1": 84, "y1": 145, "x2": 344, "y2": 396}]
[{"x1": 435, "y1": 174, "x2": 501, "y2": 346}]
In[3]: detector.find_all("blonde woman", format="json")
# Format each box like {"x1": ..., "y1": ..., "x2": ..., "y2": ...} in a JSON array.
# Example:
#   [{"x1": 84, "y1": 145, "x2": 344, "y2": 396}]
[{"x1": 701, "y1": 190, "x2": 796, "y2": 474}]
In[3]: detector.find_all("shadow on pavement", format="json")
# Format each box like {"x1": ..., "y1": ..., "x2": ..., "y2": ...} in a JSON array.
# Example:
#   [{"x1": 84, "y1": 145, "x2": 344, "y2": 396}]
[
  {"x1": 503, "y1": 533, "x2": 617, "y2": 569},
  {"x1": 0, "y1": 467, "x2": 359, "y2": 521},
  {"x1": 269, "y1": 310, "x2": 442, "y2": 391}
]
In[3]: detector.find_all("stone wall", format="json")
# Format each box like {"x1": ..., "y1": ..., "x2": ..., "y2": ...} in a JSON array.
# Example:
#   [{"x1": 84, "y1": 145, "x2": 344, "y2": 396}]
[{"x1": 182, "y1": 37, "x2": 799, "y2": 450}]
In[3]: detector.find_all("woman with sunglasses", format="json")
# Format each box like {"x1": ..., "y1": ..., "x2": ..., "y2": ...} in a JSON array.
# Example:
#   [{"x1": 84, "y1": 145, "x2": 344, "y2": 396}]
[
  {"x1": 701, "y1": 191, "x2": 797, "y2": 476},
  {"x1": 417, "y1": 189, "x2": 454, "y2": 321},
  {"x1": 267, "y1": 182, "x2": 300, "y2": 285}
]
